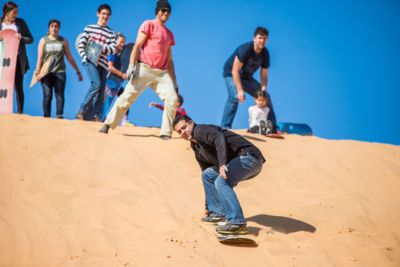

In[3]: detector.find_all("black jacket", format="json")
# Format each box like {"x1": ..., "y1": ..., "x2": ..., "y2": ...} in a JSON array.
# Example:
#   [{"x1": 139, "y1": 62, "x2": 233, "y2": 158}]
[
  {"x1": 0, "y1": 17, "x2": 34, "y2": 74},
  {"x1": 190, "y1": 124, "x2": 265, "y2": 171}
]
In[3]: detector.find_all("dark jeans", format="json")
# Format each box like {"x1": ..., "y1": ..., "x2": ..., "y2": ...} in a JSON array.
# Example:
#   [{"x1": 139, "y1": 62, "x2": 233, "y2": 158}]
[
  {"x1": 79, "y1": 62, "x2": 107, "y2": 120},
  {"x1": 41, "y1": 73, "x2": 66, "y2": 118},
  {"x1": 14, "y1": 57, "x2": 24, "y2": 114},
  {"x1": 221, "y1": 76, "x2": 277, "y2": 131}
]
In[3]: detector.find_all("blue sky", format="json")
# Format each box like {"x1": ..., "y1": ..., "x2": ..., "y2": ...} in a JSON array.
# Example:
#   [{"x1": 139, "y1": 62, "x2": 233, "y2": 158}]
[{"x1": 14, "y1": 0, "x2": 400, "y2": 145}]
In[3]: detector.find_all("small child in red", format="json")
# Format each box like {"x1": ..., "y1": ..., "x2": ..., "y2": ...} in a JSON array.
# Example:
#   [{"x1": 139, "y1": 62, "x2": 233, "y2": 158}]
[{"x1": 149, "y1": 94, "x2": 187, "y2": 116}]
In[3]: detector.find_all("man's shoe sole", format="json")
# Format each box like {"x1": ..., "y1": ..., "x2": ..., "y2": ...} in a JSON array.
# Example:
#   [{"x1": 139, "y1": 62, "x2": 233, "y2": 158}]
[{"x1": 216, "y1": 228, "x2": 248, "y2": 235}]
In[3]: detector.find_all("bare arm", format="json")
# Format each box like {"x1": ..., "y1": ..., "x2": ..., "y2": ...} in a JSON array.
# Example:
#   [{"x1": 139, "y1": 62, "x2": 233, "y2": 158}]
[
  {"x1": 108, "y1": 60, "x2": 127, "y2": 80},
  {"x1": 129, "y1": 31, "x2": 148, "y2": 65},
  {"x1": 167, "y1": 47, "x2": 178, "y2": 92},
  {"x1": 64, "y1": 39, "x2": 83, "y2": 81},
  {"x1": 260, "y1": 67, "x2": 268, "y2": 91},
  {"x1": 231, "y1": 56, "x2": 245, "y2": 103},
  {"x1": 34, "y1": 38, "x2": 45, "y2": 80}
]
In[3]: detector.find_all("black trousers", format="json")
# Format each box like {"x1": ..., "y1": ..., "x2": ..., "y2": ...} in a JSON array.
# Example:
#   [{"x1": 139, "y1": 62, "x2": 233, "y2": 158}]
[
  {"x1": 41, "y1": 73, "x2": 66, "y2": 117},
  {"x1": 14, "y1": 57, "x2": 24, "y2": 114}
]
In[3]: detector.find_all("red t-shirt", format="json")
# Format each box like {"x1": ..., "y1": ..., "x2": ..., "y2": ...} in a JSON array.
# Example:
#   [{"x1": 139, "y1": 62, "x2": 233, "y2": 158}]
[{"x1": 139, "y1": 20, "x2": 175, "y2": 70}]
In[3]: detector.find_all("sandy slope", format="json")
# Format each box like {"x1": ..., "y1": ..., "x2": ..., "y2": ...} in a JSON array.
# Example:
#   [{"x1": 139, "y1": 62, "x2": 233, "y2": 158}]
[{"x1": 0, "y1": 114, "x2": 399, "y2": 267}]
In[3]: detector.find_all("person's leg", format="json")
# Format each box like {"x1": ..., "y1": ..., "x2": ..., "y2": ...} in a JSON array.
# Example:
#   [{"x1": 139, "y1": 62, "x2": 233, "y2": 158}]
[
  {"x1": 93, "y1": 67, "x2": 107, "y2": 120},
  {"x1": 104, "y1": 63, "x2": 149, "y2": 129},
  {"x1": 41, "y1": 74, "x2": 53, "y2": 117},
  {"x1": 201, "y1": 167, "x2": 225, "y2": 218},
  {"x1": 152, "y1": 71, "x2": 178, "y2": 137},
  {"x1": 78, "y1": 62, "x2": 101, "y2": 119},
  {"x1": 266, "y1": 93, "x2": 277, "y2": 132},
  {"x1": 14, "y1": 58, "x2": 24, "y2": 114},
  {"x1": 220, "y1": 77, "x2": 238, "y2": 128},
  {"x1": 214, "y1": 153, "x2": 263, "y2": 226},
  {"x1": 53, "y1": 73, "x2": 66, "y2": 118}
]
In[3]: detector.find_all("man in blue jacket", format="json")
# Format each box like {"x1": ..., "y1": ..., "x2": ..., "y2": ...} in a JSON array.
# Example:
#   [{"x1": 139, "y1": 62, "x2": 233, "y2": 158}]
[{"x1": 173, "y1": 114, "x2": 265, "y2": 235}]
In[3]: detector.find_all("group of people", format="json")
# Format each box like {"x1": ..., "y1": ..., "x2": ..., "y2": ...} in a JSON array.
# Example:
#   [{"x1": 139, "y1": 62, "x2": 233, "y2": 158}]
[{"x1": 3, "y1": 0, "x2": 275, "y2": 235}]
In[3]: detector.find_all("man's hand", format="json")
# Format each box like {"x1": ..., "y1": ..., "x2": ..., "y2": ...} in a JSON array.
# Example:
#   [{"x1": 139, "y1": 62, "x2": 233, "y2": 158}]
[
  {"x1": 237, "y1": 90, "x2": 245, "y2": 103},
  {"x1": 219, "y1": 165, "x2": 228, "y2": 180},
  {"x1": 126, "y1": 64, "x2": 136, "y2": 81}
]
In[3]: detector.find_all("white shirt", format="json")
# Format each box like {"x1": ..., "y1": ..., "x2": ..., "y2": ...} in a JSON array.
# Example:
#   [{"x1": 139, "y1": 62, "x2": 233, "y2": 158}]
[
  {"x1": 248, "y1": 105, "x2": 270, "y2": 128},
  {"x1": 1, "y1": 22, "x2": 17, "y2": 32}
]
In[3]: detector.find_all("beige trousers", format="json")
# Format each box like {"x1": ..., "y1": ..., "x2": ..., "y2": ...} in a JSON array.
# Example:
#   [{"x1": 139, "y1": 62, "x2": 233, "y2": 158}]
[{"x1": 105, "y1": 62, "x2": 178, "y2": 136}]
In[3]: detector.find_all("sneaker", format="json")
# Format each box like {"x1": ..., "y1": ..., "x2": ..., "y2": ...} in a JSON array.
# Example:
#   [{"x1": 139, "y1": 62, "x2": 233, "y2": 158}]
[
  {"x1": 266, "y1": 120, "x2": 274, "y2": 134},
  {"x1": 99, "y1": 124, "x2": 110, "y2": 134},
  {"x1": 260, "y1": 120, "x2": 267, "y2": 135},
  {"x1": 75, "y1": 111, "x2": 84, "y2": 120},
  {"x1": 216, "y1": 223, "x2": 248, "y2": 235},
  {"x1": 160, "y1": 135, "x2": 171, "y2": 140},
  {"x1": 201, "y1": 215, "x2": 225, "y2": 224}
]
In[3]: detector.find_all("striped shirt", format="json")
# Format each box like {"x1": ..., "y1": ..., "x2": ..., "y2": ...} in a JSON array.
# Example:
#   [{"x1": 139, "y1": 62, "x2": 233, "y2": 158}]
[{"x1": 78, "y1": 24, "x2": 116, "y2": 70}]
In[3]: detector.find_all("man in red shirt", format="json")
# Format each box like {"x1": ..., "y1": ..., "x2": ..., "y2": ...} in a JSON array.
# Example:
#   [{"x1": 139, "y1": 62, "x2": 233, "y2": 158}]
[{"x1": 100, "y1": 0, "x2": 178, "y2": 140}]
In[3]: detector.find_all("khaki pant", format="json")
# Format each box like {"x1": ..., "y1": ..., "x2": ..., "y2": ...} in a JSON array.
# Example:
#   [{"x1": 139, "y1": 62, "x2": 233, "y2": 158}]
[{"x1": 105, "y1": 62, "x2": 178, "y2": 136}]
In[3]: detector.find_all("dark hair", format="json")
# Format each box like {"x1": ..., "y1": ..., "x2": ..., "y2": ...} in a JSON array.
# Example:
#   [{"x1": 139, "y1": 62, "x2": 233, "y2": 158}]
[
  {"x1": 254, "y1": 90, "x2": 267, "y2": 99},
  {"x1": 97, "y1": 4, "x2": 112, "y2": 15},
  {"x1": 155, "y1": 0, "x2": 171, "y2": 15},
  {"x1": 177, "y1": 94, "x2": 184, "y2": 105},
  {"x1": 254, "y1": 27, "x2": 269, "y2": 37},
  {"x1": 173, "y1": 114, "x2": 192, "y2": 129},
  {"x1": 48, "y1": 19, "x2": 61, "y2": 28},
  {"x1": 2, "y1": 1, "x2": 18, "y2": 22},
  {"x1": 115, "y1": 32, "x2": 125, "y2": 40}
]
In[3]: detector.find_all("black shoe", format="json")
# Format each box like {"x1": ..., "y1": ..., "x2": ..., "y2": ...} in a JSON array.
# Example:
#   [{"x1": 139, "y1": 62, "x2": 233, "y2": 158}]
[
  {"x1": 99, "y1": 124, "x2": 110, "y2": 134},
  {"x1": 56, "y1": 115, "x2": 64, "y2": 119},
  {"x1": 201, "y1": 215, "x2": 225, "y2": 224},
  {"x1": 260, "y1": 120, "x2": 267, "y2": 135},
  {"x1": 216, "y1": 223, "x2": 248, "y2": 235},
  {"x1": 75, "y1": 111, "x2": 84, "y2": 120},
  {"x1": 160, "y1": 135, "x2": 171, "y2": 140}
]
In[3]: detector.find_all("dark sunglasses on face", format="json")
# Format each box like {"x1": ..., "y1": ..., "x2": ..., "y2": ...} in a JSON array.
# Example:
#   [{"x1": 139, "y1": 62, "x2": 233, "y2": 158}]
[{"x1": 161, "y1": 8, "x2": 170, "y2": 14}]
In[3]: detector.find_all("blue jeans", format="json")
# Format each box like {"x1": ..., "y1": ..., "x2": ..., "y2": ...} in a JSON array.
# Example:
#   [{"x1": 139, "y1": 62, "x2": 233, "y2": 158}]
[
  {"x1": 79, "y1": 62, "x2": 107, "y2": 119},
  {"x1": 41, "y1": 72, "x2": 66, "y2": 117},
  {"x1": 221, "y1": 76, "x2": 277, "y2": 129},
  {"x1": 201, "y1": 153, "x2": 263, "y2": 225}
]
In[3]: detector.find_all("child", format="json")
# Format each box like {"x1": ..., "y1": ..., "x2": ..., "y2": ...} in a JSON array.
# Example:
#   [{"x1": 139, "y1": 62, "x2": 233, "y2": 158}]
[
  {"x1": 247, "y1": 90, "x2": 273, "y2": 135},
  {"x1": 149, "y1": 94, "x2": 187, "y2": 117},
  {"x1": 101, "y1": 33, "x2": 131, "y2": 125}
]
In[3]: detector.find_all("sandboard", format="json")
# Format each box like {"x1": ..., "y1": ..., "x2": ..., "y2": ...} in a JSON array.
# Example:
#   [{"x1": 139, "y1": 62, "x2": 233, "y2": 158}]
[
  {"x1": 0, "y1": 29, "x2": 20, "y2": 114},
  {"x1": 106, "y1": 42, "x2": 134, "y2": 90},
  {"x1": 217, "y1": 235, "x2": 258, "y2": 247},
  {"x1": 200, "y1": 221, "x2": 258, "y2": 247},
  {"x1": 277, "y1": 122, "x2": 313, "y2": 135},
  {"x1": 265, "y1": 133, "x2": 285, "y2": 139}
]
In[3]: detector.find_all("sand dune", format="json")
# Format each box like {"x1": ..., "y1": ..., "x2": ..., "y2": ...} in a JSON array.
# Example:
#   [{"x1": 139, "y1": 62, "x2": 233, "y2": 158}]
[{"x1": 0, "y1": 114, "x2": 399, "y2": 267}]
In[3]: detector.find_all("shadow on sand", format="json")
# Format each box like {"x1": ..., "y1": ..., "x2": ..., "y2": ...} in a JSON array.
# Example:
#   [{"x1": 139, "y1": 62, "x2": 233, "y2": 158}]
[{"x1": 247, "y1": 214, "x2": 316, "y2": 234}]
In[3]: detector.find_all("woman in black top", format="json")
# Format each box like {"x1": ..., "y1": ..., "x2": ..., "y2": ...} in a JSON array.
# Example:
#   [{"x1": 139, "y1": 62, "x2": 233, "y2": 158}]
[{"x1": 0, "y1": 1, "x2": 33, "y2": 113}]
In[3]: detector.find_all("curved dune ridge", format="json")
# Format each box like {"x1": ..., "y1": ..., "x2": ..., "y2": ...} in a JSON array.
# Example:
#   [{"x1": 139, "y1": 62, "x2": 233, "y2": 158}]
[{"x1": 0, "y1": 114, "x2": 399, "y2": 267}]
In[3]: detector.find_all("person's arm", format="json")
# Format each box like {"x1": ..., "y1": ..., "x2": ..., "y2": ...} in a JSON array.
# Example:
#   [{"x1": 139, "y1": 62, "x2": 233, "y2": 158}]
[
  {"x1": 77, "y1": 28, "x2": 89, "y2": 63},
  {"x1": 129, "y1": 31, "x2": 147, "y2": 65},
  {"x1": 17, "y1": 19, "x2": 33, "y2": 44},
  {"x1": 102, "y1": 32, "x2": 117, "y2": 55},
  {"x1": 64, "y1": 39, "x2": 83, "y2": 81},
  {"x1": 167, "y1": 47, "x2": 178, "y2": 92},
  {"x1": 108, "y1": 57, "x2": 127, "y2": 80},
  {"x1": 260, "y1": 68, "x2": 268, "y2": 91},
  {"x1": 34, "y1": 38, "x2": 45, "y2": 80},
  {"x1": 198, "y1": 126, "x2": 229, "y2": 179},
  {"x1": 231, "y1": 56, "x2": 245, "y2": 103},
  {"x1": 149, "y1": 102, "x2": 164, "y2": 111}
]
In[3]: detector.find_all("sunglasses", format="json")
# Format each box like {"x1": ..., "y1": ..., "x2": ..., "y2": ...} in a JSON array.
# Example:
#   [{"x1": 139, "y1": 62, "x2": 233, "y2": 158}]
[{"x1": 160, "y1": 8, "x2": 170, "y2": 14}]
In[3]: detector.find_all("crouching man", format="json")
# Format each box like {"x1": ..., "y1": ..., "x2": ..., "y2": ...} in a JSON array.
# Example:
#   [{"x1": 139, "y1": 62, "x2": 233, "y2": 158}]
[{"x1": 173, "y1": 115, "x2": 265, "y2": 235}]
